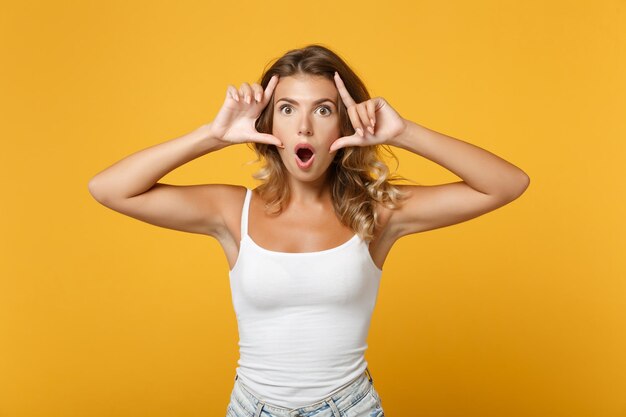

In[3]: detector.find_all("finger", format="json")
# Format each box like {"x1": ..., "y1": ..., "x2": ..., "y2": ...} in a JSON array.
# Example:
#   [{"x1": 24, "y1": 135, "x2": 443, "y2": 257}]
[
  {"x1": 251, "y1": 83, "x2": 263, "y2": 103},
  {"x1": 355, "y1": 103, "x2": 373, "y2": 135},
  {"x1": 347, "y1": 105, "x2": 365, "y2": 137},
  {"x1": 263, "y1": 74, "x2": 280, "y2": 103},
  {"x1": 365, "y1": 99, "x2": 376, "y2": 129},
  {"x1": 329, "y1": 134, "x2": 359, "y2": 153},
  {"x1": 252, "y1": 133, "x2": 284, "y2": 148},
  {"x1": 240, "y1": 82, "x2": 253, "y2": 104},
  {"x1": 333, "y1": 71, "x2": 356, "y2": 107},
  {"x1": 228, "y1": 84, "x2": 240, "y2": 102}
]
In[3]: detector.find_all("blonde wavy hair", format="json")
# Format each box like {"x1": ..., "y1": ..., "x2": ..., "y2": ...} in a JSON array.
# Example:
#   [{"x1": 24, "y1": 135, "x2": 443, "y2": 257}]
[{"x1": 248, "y1": 44, "x2": 414, "y2": 242}]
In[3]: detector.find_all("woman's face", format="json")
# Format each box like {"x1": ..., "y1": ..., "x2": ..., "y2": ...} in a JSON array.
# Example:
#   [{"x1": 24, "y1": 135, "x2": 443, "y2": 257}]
[{"x1": 272, "y1": 74, "x2": 341, "y2": 183}]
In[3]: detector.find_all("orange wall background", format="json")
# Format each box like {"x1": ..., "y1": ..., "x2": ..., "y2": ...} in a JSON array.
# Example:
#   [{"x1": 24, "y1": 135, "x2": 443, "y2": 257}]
[{"x1": 1, "y1": 1, "x2": 624, "y2": 416}]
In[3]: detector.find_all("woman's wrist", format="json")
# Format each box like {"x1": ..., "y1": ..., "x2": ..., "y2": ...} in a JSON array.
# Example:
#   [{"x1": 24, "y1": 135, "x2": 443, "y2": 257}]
[
  {"x1": 194, "y1": 123, "x2": 232, "y2": 153},
  {"x1": 387, "y1": 118, "x2": 414, "y2": 150}
]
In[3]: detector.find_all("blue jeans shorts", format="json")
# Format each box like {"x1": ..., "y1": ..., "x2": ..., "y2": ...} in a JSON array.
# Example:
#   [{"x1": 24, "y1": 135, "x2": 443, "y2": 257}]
[{"x1": 225, "y1": 367, "x2": 385, "y2": 417}]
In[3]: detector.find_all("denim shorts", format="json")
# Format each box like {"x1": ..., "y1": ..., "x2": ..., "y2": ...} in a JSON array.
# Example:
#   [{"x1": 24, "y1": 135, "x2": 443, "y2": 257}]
[{"x1": 225, "y1": 368, "x2": 385, "y2": 417}]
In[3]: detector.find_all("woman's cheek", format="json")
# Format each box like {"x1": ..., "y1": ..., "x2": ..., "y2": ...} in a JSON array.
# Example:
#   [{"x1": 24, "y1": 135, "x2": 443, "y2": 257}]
[
  {"x1": 323, "y1": 124, "x2": 341, "y2": 144},
  {"x1": 271, "y1": 117, "x2": 289, "y2": 139}
]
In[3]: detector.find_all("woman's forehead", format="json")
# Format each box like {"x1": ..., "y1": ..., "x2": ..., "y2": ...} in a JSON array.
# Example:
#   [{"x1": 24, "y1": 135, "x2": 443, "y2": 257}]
[{"x1": 274, "y1": 75, "x2": 337, "y2": 101}]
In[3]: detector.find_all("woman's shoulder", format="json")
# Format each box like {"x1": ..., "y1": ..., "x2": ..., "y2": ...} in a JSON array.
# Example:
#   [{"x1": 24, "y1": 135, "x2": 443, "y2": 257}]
[
  {"x1": 196, "y1": 183, "x2": 248, "y2": 219},
  {"x1": 197, "y1": 183, "x2": 247, "y2": 196},
  {"x1": 207, "y1": 184, "x2": 249, "y2": 240},
  {"x1": 217, "y1": 183, "x2": 249, "y2": 205}
]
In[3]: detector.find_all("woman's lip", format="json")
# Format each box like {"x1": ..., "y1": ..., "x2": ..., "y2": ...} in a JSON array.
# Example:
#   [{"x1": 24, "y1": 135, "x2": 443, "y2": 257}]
[
  {"x1": 294, "y1": 142, "x2": 316, "y2": 153},
  {"x1": 295, "y1": 153, "x2": 315, "y2": 169}
]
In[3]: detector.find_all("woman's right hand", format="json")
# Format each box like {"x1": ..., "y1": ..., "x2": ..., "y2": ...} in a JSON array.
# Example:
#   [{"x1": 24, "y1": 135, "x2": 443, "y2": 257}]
[{"x1": 207, "y1": 75, "x2": 284, "y2": 148}]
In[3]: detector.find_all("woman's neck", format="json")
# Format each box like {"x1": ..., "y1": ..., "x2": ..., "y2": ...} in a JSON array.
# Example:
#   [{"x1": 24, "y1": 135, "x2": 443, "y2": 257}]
[{"x1": 286, "y1": 176, "x2": 332, "y2": 206}]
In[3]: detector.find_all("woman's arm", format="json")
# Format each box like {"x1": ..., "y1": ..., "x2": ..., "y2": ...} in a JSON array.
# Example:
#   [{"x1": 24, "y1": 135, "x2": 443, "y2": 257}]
[
  {"x1": 329, "y1": 72, "x2": 530, "y2": 238},
  {"x1": 386, "y1": 120, "x2": 530, "y2": 237},
  {"x1": 87, "y1": 76, "x2": 282, "y2": 237},
  {"x1": 88, "y1": 123, "x2": 227, "y2": 202},
  {"x1": 391, "y1": 120, "x2": 530, "y2": 198},
  {"x1": 87, "y1": 124, "x2": 237, "y2": 237}
]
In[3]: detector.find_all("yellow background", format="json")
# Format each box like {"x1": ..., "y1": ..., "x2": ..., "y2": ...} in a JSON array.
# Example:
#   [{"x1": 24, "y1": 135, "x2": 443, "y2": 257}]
[{"x1": 1, "y1": 1, "x2": 625, "y2": 416}]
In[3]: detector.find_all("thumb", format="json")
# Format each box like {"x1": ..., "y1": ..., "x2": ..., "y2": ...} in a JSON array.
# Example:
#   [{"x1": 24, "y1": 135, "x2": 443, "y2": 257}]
[
  {"x1": 329, "y1": 135, "x2": 356, "y2": 153},
  {"x1": 251, "y1": 133, "x2": 285, "y2": 148}
]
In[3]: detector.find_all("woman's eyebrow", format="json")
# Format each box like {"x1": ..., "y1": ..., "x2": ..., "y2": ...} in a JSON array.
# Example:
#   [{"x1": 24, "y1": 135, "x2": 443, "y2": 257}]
[{"x1": 276, "y1": 97, "x2": 336, "y2": 106}]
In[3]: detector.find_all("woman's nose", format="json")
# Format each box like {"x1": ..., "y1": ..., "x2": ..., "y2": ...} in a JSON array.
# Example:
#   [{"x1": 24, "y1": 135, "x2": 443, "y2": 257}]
[{"x1": 298, "y1": 118, "x2": 313, "y2": 136}]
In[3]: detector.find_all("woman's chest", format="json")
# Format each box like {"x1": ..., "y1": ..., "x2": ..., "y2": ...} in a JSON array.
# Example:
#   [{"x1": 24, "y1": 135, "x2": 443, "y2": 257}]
[
  {"x1": 230, "y1": 247, "x2": 381, "y2": 310},
  {"x1": 249, "y1": 204, "x2": 355, "y2": 253}
]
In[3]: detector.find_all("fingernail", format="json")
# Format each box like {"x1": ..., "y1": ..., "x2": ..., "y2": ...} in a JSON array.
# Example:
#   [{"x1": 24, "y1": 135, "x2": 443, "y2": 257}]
[
  {"x1": 357, "y1": 127, "x2": 364, "y2": 137},
  {"x1": 367, "y1": 126, "x2": 375, "y2": 135},
  {"x1": 370, "y1": 118, "x2": 375, "y2": 127},
  {"x1": 234, "y1": 94, "x2": 239, "y2": 102},
  {"x1": 245, "y1": 95, "x2": 250, "y2": 104},
  {"x1": 255, "y1": 93, "x2": 261, "y2": 102}
]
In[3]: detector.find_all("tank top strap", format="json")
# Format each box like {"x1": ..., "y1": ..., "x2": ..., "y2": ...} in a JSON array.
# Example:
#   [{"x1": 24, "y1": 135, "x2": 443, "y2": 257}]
[{"x1": 240, "y1": 187, "x2": 252, "y2": 239}]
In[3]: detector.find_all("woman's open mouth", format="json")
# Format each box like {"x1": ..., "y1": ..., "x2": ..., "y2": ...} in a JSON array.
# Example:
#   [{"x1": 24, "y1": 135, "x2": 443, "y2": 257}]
[{"x1": 295, "y1": 143, "x2": 316, "y2": 169}]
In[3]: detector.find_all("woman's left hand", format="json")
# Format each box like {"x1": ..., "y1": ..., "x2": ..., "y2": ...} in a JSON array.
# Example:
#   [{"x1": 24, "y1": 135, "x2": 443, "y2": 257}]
[{"x1": 329, "y1": 71, "x2": 407, "y2": 153}]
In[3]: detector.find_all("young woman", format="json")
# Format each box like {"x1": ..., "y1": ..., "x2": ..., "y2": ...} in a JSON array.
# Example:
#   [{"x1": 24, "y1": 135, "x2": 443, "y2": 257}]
[{"x1": 88, "y1": 44, "x2": 529, "y2": 417}]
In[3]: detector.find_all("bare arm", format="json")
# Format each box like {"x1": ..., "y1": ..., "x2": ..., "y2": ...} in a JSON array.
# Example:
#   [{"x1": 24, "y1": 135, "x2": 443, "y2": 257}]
[
  {"x1": 329, "y1": 72, "x2": 529, "y2": 238},
  {"x1": 87, "y1": 75, "x2": 282, "y2": 237},
  {"x1": 388, "y1": 120, "x2": 530, "y2": 236},
  {"x1": 88, "y1": 124, "x2": 227, "y2": 201},
  {"x1": 87, "y1": 124, "x2": 237, "y2": 237},
  {"x1": 392, "y1": 120, "x2": 529, "y2": 198}
]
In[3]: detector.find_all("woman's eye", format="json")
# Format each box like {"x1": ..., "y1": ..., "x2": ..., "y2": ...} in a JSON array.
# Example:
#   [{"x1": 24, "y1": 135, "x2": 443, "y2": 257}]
[
  {"x1": 317, "y1": 106, "x2": 332, "y2": 116},
  {"x1": 278, "y1": 104, "x2": 332, "y2": 116},
  {"x1": 279, "y1": 104, "x2": 293, "y2": 115}
]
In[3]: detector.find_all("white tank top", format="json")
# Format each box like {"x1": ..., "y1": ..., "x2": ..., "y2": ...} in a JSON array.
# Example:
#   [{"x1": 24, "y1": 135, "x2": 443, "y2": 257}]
[{"x1": 228, "y1": 188, "x2": 383, "y2": 408}]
